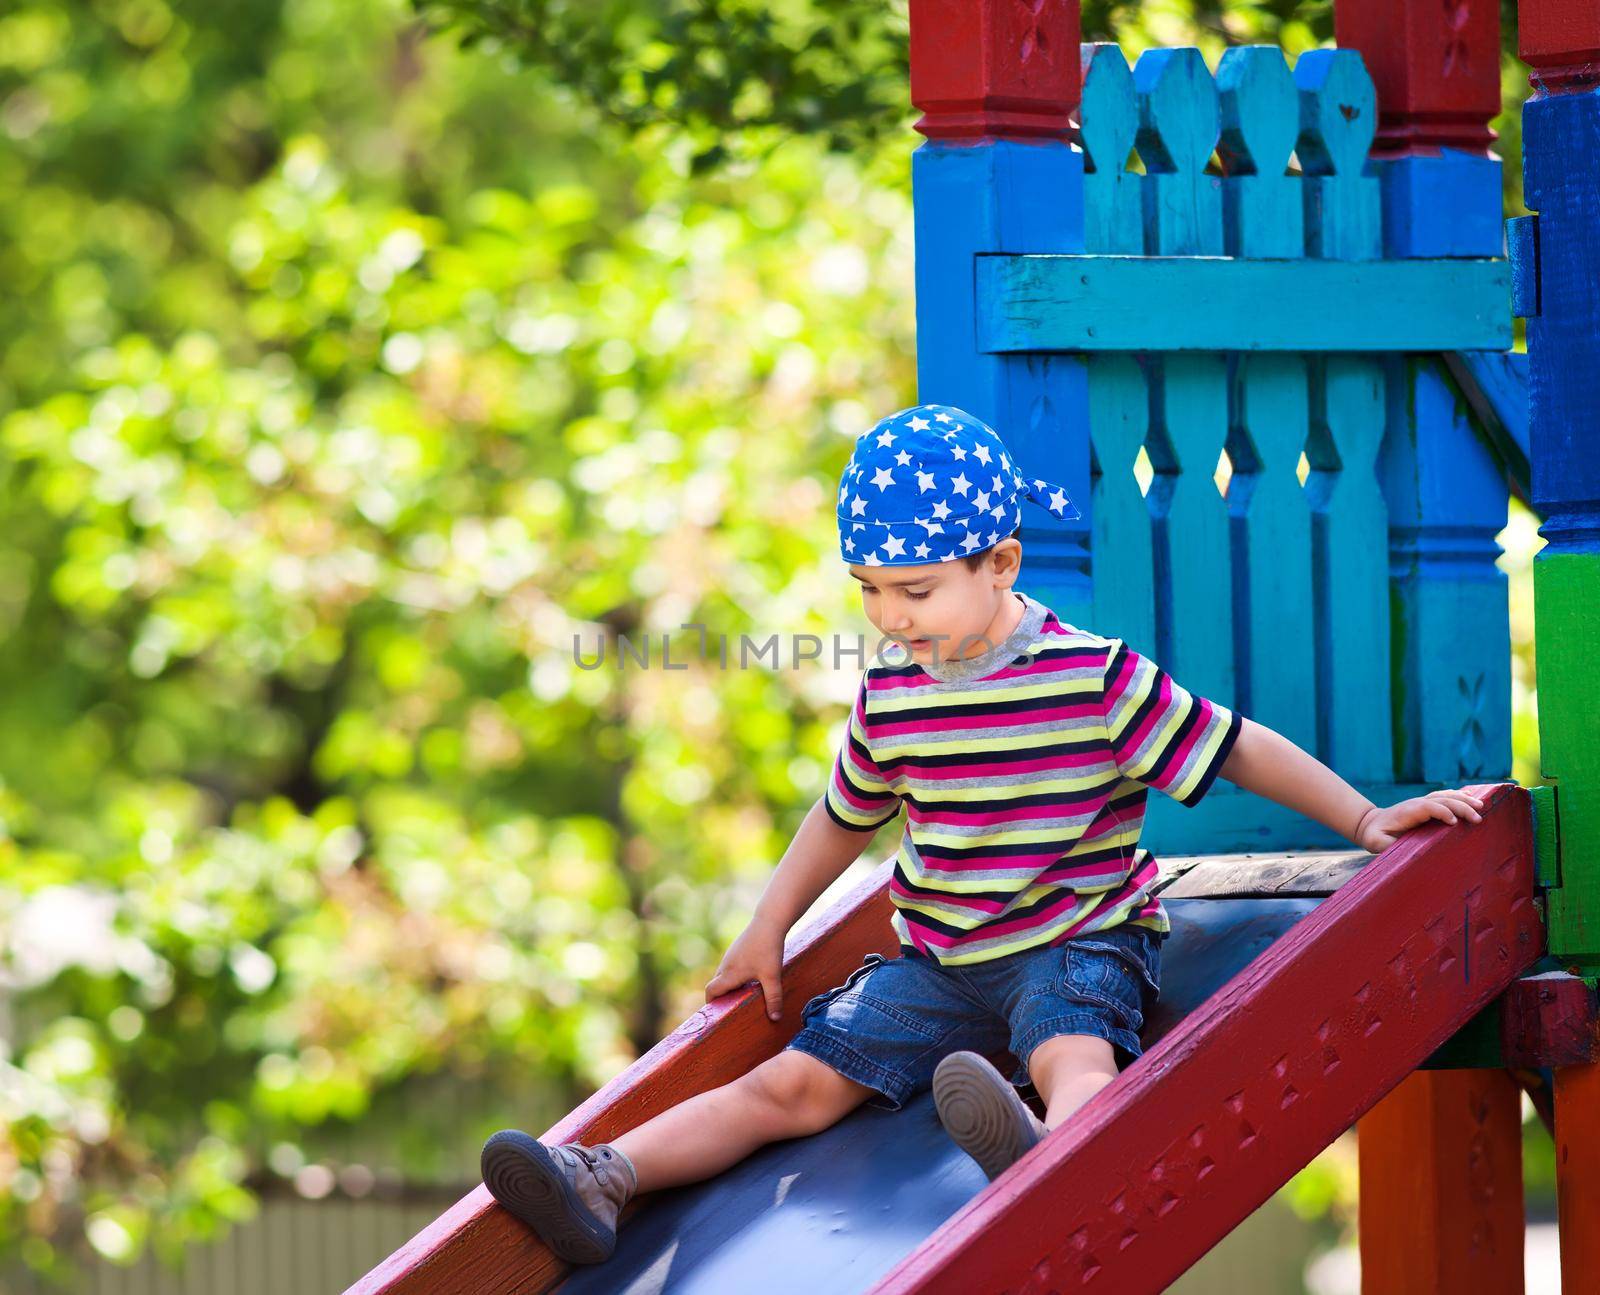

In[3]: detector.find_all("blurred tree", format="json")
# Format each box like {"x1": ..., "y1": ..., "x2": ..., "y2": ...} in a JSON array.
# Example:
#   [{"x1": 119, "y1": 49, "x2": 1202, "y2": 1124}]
[
  {"x1": 0, "y1": 0, "x2": 917, "y2": 1279},
  {"x1": 0, "y1": 0, "x2": 1543, "y2": 1285}
]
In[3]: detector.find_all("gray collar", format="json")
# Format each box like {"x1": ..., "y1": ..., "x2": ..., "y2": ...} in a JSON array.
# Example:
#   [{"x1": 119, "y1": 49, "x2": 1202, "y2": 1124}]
[{"x1": 916, "y1": 591, "x2": 1049, "y2": 687}]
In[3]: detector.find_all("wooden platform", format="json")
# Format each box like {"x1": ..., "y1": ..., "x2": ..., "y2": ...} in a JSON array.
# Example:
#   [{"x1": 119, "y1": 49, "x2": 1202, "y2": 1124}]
[{"x1": 1153, "y1": 847, "x2": 1373, "y2": 899}]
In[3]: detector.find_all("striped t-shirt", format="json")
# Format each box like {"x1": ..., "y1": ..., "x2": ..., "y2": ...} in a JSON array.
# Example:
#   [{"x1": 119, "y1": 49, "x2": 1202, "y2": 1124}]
[{"x1": 825, "y1": 591, "x2": 1242, "y2": 966}]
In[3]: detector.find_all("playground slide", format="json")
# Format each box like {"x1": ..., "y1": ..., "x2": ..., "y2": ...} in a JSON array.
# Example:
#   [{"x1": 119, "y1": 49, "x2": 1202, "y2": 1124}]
[{"x1": 348, "y1": 783, "x2": 1536, "y2": 1295}]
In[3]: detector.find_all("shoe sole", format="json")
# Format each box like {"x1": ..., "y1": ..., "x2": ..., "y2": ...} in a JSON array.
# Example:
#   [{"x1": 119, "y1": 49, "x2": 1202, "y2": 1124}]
[
  {"x1": 932, "y1": 1051, "x2": 1046, "y2": 1181},
  {"x1": 480, "y1": 1130, "x2": 615, "y2": 1264}
]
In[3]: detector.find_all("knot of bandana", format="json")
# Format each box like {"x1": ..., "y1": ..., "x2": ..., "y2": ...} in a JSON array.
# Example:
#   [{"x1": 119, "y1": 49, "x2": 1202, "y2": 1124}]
[{"x1": 836, "y1": 404, "x2": 1081, "y2": 566}]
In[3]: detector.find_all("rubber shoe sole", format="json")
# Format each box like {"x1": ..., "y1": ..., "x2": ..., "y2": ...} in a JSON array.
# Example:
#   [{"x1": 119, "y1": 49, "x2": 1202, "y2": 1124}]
[
  {"x1": 480, "y1": 1130, "x2": 616, "y2": 1264},
  {"x1": 932, "y1": 1050, "x2": 1048, "y2": 1181}
]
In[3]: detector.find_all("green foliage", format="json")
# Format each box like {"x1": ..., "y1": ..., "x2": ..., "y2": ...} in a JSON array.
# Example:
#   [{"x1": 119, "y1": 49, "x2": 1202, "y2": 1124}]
[
  {"x1": 0, "y1": 0, "x2": 917, "y2": 1276},
  {"x1": 414, "y1": 0, "x2": 914, "y2": 168}
]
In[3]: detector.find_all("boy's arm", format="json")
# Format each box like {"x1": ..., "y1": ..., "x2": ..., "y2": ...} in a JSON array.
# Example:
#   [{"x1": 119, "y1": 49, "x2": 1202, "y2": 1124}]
[
  {"x1": 704, "y1": 797, "x2": 891, "y2": 1022},
  {"x1": 1218, "y1": 716, "x2": 1486, "y2": 852},
  {"x1": 749, "y1": 795, "x2": 889, "y2": 935}
]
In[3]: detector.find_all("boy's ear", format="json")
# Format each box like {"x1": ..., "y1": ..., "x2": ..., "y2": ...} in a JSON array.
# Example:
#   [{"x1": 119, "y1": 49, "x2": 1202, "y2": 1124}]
[{"x1": 989, "y1": 537, "x2": 1023, "y2": 582}]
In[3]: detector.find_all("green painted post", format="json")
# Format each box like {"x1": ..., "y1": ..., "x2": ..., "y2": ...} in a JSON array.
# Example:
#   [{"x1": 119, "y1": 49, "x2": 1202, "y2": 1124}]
[{"x1": 1519, "y1": 42, "x2": 1600, "y2": 975}]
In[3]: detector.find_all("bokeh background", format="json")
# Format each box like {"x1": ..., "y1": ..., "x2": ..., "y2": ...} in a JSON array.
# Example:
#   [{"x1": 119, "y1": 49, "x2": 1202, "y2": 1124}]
[{"x1": 0, "y1": 1, "x2": 1548, "y2": 1290}]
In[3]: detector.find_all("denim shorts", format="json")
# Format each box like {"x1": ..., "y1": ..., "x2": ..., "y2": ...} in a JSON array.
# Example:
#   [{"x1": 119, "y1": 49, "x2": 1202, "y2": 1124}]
[{"x1": 783, "y1": 924, "x2": 1163, "y2": 1112}]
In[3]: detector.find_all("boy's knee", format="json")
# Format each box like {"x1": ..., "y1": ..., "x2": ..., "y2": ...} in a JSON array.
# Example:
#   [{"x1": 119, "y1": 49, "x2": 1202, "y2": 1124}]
[{"x1": 744, "y1": 1051, "x2": 865, "y2": 1131}]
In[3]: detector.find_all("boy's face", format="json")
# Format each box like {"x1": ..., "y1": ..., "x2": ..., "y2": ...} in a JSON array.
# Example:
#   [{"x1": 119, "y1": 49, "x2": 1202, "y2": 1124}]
[{"x1": 848, "y1": 539, "x2": 1021, "y2": 666}]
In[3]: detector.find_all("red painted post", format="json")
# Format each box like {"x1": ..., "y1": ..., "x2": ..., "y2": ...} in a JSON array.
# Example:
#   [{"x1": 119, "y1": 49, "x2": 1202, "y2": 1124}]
[
  {"x1": 870, "y1": 785, "x2": 1539, "y2": 1294},
  {"x1": 1356, "y1": 1070, "x2": 1525, "y2": 1294},
  {"x1": 908, "y1": 0, "x2": 1080, "y2": 141},
  {"x1": 1332, "y1": 0, "x2": 1501, "y2": 156},
  {"x1": 1519, "y1": 0, "x2": 1600, "y2": 92},
  {"x1": 1554, "y1": 1063, "x2": 1600, "y2": 1291}
]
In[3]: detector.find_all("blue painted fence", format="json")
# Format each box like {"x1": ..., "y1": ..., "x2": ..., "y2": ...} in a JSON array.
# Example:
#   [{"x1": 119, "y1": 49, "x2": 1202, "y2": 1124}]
[{"x1": 913, "y1": 45, "x2": 1514, "y2": 852}]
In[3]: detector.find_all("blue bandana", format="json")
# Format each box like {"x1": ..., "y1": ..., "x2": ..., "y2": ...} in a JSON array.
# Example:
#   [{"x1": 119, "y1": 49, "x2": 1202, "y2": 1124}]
[{"x1": 837, "y1": 404, "x2": 1081, "y2": 566}]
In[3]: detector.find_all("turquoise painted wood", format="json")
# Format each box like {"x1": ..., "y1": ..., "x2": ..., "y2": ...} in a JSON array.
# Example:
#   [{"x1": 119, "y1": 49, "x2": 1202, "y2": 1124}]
[
  {"x1": 1135, "y1": 48, "x2": 1223, "y2": 255},
  {"x1": 911, "y1": 141, "x2": 1092, "y2": 628},
  {"x1": 975, "y1": 256, "x2": 1512, "y2": 351},
  {"x1": 1227, "y1": 354, "x2": 1316, "y2": 754},
  {"x1": 1086, "y1": 354, "x2": 1157, "y2": 654},
  {"x1": 1149, "y1": 354, "x2": 1234, "y2": 706},
  {"x1": 1295, "y1": 49, "x2": 1382, "y2": 261},
  {"x1": 1307, "y1": 357, "x2": 1392, "y2": 780},
  {"x1": 1080, "y1": 45, "x2": 1142, "y2": 256},
  {"x1": 1217, "y1": 46, "x2": 1303, "y2": 258},
  {"x1": 1383, "y1": 356, "x2": 1513, "y2": 783},
  {"x1": 914, "y1": 43, "x2": 1512, "y2": 852}
]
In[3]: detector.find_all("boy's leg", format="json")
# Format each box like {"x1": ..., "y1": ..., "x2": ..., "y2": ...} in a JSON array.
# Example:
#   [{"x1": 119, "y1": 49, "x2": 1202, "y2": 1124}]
[
  {"x1": 610, "y1": 1050, "x2": 877, "y2": 1192},
  {"x1": 1024, "y1": 1033, "x2": 1119, "y2": 1130},
  {"x1": 479, "y1": 1051, "x2": 875, "y2": 1265}
]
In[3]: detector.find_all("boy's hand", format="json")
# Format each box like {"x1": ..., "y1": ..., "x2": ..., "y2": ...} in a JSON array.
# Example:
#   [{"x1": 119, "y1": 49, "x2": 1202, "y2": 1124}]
[
  {"x1": 1355, "y1": 787, "x2": 1486, "y2": 853},
  {"x1": 704, "y1": 917, "x2": 788, "y2": 1022}
]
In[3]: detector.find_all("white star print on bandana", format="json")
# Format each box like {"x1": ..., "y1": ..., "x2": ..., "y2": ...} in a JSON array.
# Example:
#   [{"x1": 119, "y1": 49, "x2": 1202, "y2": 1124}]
[{"x1": 837, "y1": 404, "x2": 1081, "y2": 567}]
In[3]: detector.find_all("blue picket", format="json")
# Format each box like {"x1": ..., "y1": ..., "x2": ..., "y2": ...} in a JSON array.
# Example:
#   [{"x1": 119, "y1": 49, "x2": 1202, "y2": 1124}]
[
  {"x1": 1135, "y1": 47, "x2": 1223, "y2": 256},
  {"x1": 1226, "y1": 354, "x2": 1316, "y2": 752},
  {"x1": 1146, "y1": 354, "x2": 1235, "y2": 708},
  {"x1": 1087, "y1": 354, "x2": 1157, "y2": 654},
  {"x1": 1217, "y1": 46, "x2": 1303, "y2": 258},
  {"x1": 1080, "y1": 43, "x2": 1142, "y2": 256},
  {"x1": 1295, "y1": 49, "x2": 1382, "y2": 261},
  {"x1": 1305, "y1": 356, "x2": 1392, "y2": 780}
]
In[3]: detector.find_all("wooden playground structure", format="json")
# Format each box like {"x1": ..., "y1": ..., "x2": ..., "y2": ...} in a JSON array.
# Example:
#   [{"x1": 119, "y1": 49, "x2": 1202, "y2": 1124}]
[{"x1": 351, "y1": 0, "x2": 1600, "y2": 1289}]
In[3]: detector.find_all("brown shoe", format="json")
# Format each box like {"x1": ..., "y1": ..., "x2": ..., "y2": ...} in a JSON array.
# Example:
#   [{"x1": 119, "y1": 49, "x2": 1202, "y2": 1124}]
[
  {"x1": 932, "y1": 1050, "x2": 1049, "y2": 1181},
  {"x1": 480, "y1": 1130, "x2": 637, "y2": 1263}
]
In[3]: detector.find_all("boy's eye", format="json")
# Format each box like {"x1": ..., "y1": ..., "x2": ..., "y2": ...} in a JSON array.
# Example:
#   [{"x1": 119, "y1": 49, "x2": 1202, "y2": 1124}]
[{"x1": 907, "y1": 590, "x2": 931, "y2": 600}]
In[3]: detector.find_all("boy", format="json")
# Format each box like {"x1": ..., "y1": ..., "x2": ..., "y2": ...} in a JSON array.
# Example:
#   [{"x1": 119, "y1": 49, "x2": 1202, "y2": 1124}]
[{"x1": 479, "y1": 404, "x2": 1487, "y2": 1265}]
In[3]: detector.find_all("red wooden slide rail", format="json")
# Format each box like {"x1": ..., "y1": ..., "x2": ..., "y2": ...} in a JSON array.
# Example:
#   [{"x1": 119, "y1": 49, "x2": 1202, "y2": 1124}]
[
  {"x1": 347, "y1": 784, "x2": 1537, "y2": 1294},
  {"x1": 345, "y1": 865, "x2": 904, "y2": 1295},
  {"x1": 869, "y1": 782, "x2": 1539, "y2": 1294}
]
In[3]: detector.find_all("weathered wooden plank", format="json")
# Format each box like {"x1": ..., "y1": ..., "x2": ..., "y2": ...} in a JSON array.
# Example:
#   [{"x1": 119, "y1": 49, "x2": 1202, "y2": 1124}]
[
  {"x1": 975, "y1": 255, "x2": 1512, "y2": 352},
  {"x1": 871, "y1": 783, "x2": 1540, "y2": 1294},
  {"x1": 344, "y1": 865, "x2": 901, "y2": 1295},
  {"x1": 1356, "y1": 1070, "x2": 1526, "y2": 1294},
  {"x1": 1159, "y1": 850, "x2": 1372, "y2": 899},
  {"x1": 1151, "y1": 849, "x2": 1365, "y2": 894}
]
